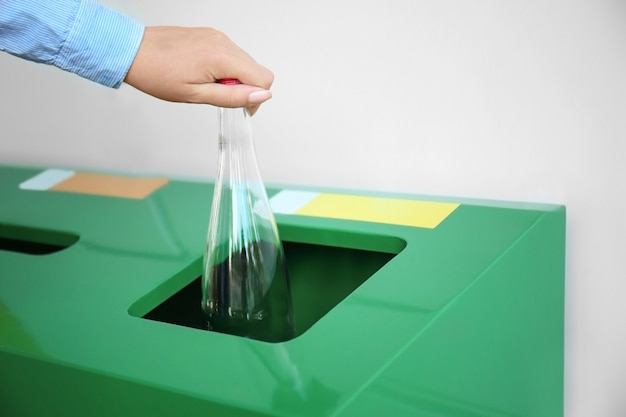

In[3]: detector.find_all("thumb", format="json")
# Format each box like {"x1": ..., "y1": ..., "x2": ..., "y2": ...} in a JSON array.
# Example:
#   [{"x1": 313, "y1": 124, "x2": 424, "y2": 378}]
[{"x1": 190, "y1": 83, "x2": 272, "y2": 109}]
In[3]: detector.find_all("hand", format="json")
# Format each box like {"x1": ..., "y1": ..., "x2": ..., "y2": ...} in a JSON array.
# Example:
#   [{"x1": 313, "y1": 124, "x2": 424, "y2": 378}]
[{"x1": 124, "y1": 26, "x2": 274, "y2": 115}]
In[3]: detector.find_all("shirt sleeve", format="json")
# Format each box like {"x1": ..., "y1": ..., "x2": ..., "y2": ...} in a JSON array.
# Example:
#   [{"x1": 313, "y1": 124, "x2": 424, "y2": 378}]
[{"x1": 0, "y1": 0, "x2": 145, "y2": 88}]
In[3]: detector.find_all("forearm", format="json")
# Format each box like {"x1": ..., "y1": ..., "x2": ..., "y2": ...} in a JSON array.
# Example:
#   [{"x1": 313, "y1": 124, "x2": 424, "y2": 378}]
[
  {"x1": 1, "y1": 1, "x2": 273, "y2": 110},
  {"x1": 0, "y1": 0, "x2": 144, "y2": 87}
]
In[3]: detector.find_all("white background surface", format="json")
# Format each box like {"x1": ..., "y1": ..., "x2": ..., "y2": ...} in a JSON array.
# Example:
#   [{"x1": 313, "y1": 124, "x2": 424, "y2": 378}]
[{"x1": 1, "y1": 1, "x2": 625, "y2": 415}]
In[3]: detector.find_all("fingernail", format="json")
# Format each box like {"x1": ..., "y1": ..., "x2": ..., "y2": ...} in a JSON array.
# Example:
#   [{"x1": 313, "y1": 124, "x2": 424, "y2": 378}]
[{"x1": 248, "y1": 90, "x2": 272, "y2": 104}]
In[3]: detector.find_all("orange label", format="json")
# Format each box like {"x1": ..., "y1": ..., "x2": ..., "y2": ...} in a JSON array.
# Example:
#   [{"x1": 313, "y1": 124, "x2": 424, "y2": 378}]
[{"x1": 20, "y1": 169, "x2": 168, "y2": 199}]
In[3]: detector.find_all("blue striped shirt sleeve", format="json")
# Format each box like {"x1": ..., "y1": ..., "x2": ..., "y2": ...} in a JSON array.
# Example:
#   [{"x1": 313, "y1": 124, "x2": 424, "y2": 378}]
[{"x1": 0, "y1": 0, "x2": 145, "y2": 88}]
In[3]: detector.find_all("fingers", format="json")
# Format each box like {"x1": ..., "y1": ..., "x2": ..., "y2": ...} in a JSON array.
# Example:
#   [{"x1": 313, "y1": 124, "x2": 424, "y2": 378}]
[
  {"x1": 231, "y1": 64, "x2": 275, "y2": 92},
  {"x1": 212, "y1": 59, "x2": 274, "y2": 114}
]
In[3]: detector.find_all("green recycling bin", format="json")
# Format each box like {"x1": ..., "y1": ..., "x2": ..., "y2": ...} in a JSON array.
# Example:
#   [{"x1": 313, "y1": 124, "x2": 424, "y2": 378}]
[{"x1": 0, "y1": 165, "x2": 565, "y2": 417}]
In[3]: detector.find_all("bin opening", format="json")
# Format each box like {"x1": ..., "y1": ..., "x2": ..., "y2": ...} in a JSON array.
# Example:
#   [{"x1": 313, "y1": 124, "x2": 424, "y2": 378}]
[
  {"x1": 132, "y1": 229, "x2": 405, "y2": 341},
  {"x1": 0, "y1": 223, "x2": 78, "y2": 255}
]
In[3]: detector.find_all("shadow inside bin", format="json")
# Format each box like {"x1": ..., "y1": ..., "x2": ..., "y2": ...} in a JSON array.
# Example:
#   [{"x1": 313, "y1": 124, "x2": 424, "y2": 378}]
[
  {"x1": 0, "y1": 223, "x2": 78, "y2": 255},
  {"x1": 141, "y1": 233, "x2": 404, "y2": 339}
]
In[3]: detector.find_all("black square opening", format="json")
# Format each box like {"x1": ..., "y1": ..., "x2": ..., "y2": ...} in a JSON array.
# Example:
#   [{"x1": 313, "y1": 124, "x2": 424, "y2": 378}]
[{"x1": 140, "y1": 239, "x2": 400, "y2": 339}]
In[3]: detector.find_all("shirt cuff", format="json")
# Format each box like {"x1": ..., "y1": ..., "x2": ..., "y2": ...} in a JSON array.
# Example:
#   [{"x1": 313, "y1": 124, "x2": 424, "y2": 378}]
[{"x1": 54, "y1": 0, "x2": 145, "y2": 88}]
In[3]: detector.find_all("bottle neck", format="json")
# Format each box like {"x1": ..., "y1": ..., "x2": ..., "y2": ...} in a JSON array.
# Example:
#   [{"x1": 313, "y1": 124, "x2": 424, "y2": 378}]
[
  {"x1": 216, "y1": 107, "x2": 262, "y2": 183},
  {"x1": 218, "y1": 107, "x2": 253, "y2": 147}
]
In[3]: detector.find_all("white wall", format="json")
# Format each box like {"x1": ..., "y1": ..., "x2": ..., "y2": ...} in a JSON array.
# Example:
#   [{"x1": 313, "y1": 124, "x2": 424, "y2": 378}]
[{"x1": 1, "y1": 1, "x2": 625, "y2": 415}]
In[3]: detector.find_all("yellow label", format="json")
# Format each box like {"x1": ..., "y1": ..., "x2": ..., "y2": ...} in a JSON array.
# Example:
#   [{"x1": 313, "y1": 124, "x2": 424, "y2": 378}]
[{"x1": 292, "y1": 193, "x2": 459, "y2": 229}]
